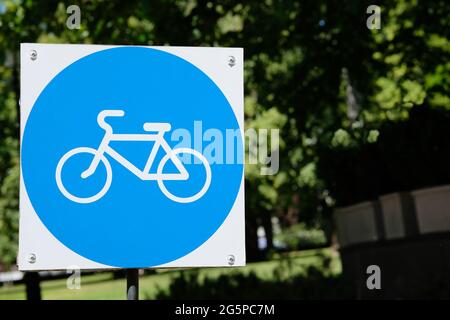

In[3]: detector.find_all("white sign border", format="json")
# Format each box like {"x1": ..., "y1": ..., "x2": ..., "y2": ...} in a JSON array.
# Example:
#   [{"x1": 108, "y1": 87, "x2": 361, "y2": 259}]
[{"x1": 18, "y1": 43, "x2": 245, "y2": 271}]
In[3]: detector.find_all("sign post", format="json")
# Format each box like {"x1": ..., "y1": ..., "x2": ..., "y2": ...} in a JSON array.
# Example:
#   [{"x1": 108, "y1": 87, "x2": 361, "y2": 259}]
[
  {"x1": 19, "y1": 44, "x2": 245, "y2": 292},
  {"x1": 126, "y1": 269, "x2": 139, "y2": 300}
]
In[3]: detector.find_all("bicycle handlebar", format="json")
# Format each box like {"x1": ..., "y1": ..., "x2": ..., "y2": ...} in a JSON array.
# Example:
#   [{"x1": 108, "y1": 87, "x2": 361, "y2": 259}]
[
  {"x1": 100, "y1": 110, "x2": 125, "y2": 118},
  {"x1": 97, "y1": 110, "x2": 125, "y2": 132}
]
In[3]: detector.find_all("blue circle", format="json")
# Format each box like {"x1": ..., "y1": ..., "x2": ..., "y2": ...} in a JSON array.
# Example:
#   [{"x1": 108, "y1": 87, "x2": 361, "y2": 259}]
[{"x1": 22, "y1": 47, "x2": 243, "y2": 267}]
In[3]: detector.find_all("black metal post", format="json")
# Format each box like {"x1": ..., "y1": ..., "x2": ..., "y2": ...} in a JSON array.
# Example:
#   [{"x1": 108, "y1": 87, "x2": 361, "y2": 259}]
[
  {"x1": 24, "y1": 272, "x2": 42, "y2": 301},
  {"x1": 126, "y1": 269, "x2": 139, "y2": 300}
]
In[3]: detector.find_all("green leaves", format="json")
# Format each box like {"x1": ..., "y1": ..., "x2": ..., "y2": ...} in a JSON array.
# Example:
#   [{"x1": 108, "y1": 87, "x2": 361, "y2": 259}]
[
  {"x1": 0, "y1": 0, "x2": 448, "y2": 267},
  {"x1": 0, "y1": 163, "x2": 19, "y2": 268}
]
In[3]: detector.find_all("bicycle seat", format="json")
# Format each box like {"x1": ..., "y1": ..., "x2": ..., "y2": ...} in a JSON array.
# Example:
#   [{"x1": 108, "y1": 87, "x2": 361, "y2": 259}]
[{"x1": 143, "y1": 122, "x2": 171, "y2": 132}]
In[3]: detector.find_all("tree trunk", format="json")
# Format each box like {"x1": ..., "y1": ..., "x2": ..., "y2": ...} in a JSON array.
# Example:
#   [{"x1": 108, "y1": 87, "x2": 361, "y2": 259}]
[
  {"x1": 245, "y1": 215, "x2": 260, "y2": 262},
  {"x1": 261, "y1": 211, "x2": 274, "y2": 250},
  {"x1": 342, "y1": 67, "x2": 360, "y2": 122},
  {"x1": 12, "y1": 50, "x2": 20, "y2": 139}
]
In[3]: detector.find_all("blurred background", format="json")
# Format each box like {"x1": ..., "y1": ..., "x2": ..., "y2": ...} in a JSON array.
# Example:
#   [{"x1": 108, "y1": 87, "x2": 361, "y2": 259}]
[{"x1": 0, "y1": 0, "x2": 449, "y2": 299}]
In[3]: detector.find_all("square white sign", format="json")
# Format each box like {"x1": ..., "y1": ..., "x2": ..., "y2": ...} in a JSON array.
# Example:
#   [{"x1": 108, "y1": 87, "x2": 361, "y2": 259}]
[{"x1": 19, "y1": 43, "x2": 245, "y2": 270}]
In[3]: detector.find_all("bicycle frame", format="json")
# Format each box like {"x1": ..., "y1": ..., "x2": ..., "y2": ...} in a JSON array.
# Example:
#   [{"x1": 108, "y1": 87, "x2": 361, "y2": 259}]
[{"x1": 81, "y1": 130, "x2": 188, "y2": 181}]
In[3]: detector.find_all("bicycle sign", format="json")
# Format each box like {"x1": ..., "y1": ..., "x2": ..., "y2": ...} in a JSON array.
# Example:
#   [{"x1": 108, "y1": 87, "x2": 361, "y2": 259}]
[
  {"x1": 19, "y1": 44, "x2": 245, "y2": 270},
  {"x1": 56, "y1": 110, "x2": 212, "y2": 204}
]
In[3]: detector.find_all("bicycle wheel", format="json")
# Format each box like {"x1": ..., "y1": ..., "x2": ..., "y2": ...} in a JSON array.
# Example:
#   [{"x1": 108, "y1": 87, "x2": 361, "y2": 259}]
[
  {"x1": 156, "y1": 148, "x2": 212, "y2": 203},
  {"x1": 55, "y1": 147, "x2": 112, "y2": 204}
]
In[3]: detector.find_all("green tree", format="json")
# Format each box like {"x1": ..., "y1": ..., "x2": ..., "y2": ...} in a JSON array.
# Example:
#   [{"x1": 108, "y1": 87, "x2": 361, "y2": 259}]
[{"x1": 0, "y1": 0, "x2": 448, "y2": 267}]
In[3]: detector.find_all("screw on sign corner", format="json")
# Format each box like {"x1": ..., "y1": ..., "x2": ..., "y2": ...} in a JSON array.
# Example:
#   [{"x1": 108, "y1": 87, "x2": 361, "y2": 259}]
[
  {"x1": 30, "y1": 50, "x2": 37, "y2": 61},
  {"x1": 227, "y1": 55, "x2": 236, "y2": 67},
  {"x1": 227, "y1": 254, "x2": 235, "y2": 266},
  {"x1": 28, "y1": 253, "x2": 36, "y2": 264}
]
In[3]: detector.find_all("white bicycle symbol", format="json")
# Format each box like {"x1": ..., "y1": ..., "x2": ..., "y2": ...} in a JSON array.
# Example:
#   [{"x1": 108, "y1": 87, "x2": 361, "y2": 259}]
[{"x1": 55, "y1": 110, "x2": 212, "y2": 204}]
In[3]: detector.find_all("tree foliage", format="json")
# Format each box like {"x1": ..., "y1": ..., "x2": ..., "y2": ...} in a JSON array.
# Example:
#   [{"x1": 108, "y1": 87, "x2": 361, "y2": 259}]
[{"x1": 0, "y1": 0, "x2": 448, "y2": 267}]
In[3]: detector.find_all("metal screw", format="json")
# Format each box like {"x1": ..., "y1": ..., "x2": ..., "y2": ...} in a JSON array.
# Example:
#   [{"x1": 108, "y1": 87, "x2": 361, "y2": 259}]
[
  {"x1": 227, "y1": 254, "x2": 235, "y2": 266},
  {"x1": 27, "y1": 253, "x2": 36, "y2": 264},
  {"x1": 30, "y1": 50, "x2": 37, "y2": 61},
  {"x1": 227, "y1": 55, "x2": 236, "y2": 67}
]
